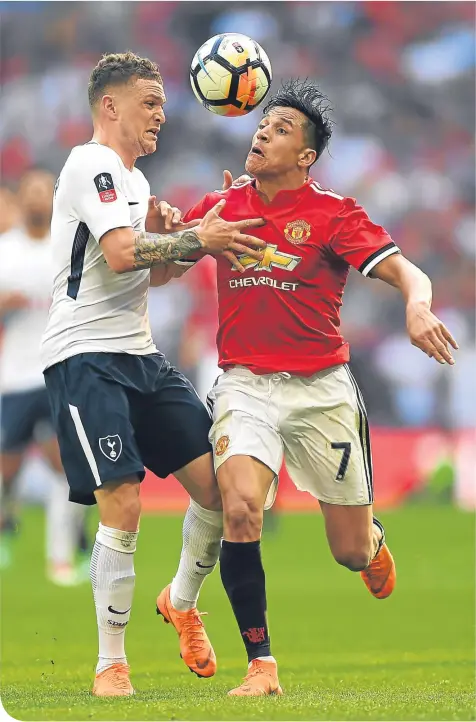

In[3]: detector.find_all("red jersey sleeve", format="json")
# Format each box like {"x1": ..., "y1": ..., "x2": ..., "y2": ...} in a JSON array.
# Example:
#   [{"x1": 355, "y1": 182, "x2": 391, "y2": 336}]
[{"x1": 329, "y1": 197, "x2": 400, "y2": 277}]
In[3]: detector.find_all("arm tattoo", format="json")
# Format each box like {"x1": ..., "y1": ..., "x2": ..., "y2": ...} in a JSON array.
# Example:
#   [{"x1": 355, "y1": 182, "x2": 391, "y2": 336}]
[{"x1": 133, "y1": 229, "x2": 202, "y2": 269}]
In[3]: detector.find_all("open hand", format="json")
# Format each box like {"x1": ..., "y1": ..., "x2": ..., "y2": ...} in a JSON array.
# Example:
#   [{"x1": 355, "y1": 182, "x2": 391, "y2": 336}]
[
  {"x1": 195, "y1": 199, "x2": 266, "y2": 272},
  {"x1": 406, "y1": 302, "x2": 458, "y2": 365}
]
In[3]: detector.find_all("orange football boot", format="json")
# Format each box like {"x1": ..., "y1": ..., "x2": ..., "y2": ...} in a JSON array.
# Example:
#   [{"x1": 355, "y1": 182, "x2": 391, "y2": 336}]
[
  {"x1": 156, "y1": 584, "x2": 216, "y2": 678},
  {"x1": 361, "y1": 542, "x2": 396, "y2": 599},
  {"x1": 228, "y1": 658, "x2": 283, "y2": 696},
  {"x1": 92, "y1": 663, "x2": 134, "y2": 697}
]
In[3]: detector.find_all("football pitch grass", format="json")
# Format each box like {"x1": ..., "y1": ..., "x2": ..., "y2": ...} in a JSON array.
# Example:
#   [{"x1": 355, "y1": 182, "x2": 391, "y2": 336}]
[{"x1": 1, "y1": 505, "x2": 474, "y2": 721}]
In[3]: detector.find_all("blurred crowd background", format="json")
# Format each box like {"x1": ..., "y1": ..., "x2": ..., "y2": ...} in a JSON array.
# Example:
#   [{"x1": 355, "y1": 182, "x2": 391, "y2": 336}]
[
  {"x1": 0, "y1": 9, "x2": 474, "y2": 693},
  {"x1": 0, "y1": 0, "x2": 475, "y2": 430}
]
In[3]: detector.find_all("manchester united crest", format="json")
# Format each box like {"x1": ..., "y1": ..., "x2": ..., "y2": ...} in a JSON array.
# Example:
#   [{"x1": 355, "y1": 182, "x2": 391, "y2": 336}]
[
  {"x1": 215, "y1": 435, "x2": 230, "y2": 456},
  {"x1": 284, "y1": 219, "x2": 311, "y2": 244}
]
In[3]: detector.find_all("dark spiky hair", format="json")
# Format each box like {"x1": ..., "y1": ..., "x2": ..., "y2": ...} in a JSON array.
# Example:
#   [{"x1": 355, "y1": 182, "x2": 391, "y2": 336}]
[{"x1": 262, "y1": 79, "x2": 333, "y2": 164}]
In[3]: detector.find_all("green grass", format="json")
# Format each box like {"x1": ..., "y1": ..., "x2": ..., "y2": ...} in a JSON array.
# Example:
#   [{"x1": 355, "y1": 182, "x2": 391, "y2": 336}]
[{"x1": 1, "y1": 506, "x2": 475, "y2": 720}]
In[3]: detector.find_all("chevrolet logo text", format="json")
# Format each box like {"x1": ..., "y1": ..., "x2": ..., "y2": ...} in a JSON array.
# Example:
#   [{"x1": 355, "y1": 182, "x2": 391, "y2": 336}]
[{"x1": 229, "y1": 276, "x2": 298, "y2": 291}]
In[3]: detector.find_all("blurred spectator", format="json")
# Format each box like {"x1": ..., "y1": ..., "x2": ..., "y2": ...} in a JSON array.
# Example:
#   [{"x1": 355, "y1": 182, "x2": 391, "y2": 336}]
[
  {"x1": 0, "y1": 170, "x2": 88, "y2": 584},
  {"x1": 0, "y1": 1, "x2": 474, "y2": 428},
  {"x1": 0, "y1": 186, "x2": 18, "y2": 234}
]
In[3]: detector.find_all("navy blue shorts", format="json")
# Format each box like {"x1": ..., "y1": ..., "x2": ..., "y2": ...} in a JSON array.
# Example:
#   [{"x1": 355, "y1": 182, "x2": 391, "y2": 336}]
[
  {"x1": 44, "y1": 352, "x2": 212, "y2": 505},
  {"x1": 0, "y1": 387, "x2": 54, "y2": 453}
]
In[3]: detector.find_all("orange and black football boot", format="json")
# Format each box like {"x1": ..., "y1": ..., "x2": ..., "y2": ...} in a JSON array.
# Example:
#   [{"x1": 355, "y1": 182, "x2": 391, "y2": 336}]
[
  {"x1": 361, "y1": 518, "x2": 396, "y2": 599},
  {"x1": 228, "y1": 658, "x2": 283, "y2": 696},
  {"x1": 92, "y1": 663, "x2": 134, "y2": 697},
  {"x1": 156, "y1": 584, "x2": 216, "y2": 678}
]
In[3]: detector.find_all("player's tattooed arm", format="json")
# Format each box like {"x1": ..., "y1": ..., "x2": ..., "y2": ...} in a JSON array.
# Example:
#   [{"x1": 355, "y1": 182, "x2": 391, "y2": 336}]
[
  {"x1": 133, "y1": 198, "x2": 266, "y2": 272},
  {"x1": 132, "y1": 229, "x2": 203, "y2": 269},
  {"x1": 101, "y1": 199, "x2": 265, "y2": 273}
]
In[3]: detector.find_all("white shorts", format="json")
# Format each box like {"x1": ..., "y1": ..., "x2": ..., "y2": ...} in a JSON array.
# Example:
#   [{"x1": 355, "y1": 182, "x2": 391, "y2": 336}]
[{"x1": 208, "y1": 364, "x2": 373, "y2": 507}]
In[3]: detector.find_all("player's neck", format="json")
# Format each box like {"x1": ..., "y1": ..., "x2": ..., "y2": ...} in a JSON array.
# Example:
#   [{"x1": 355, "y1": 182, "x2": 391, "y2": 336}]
[
  {"x1": 91, "y1": 130, "x2": 137, "y2": 171},
  {"x1": 254, "y1": 173, "x2": 308, "y2": 204}
]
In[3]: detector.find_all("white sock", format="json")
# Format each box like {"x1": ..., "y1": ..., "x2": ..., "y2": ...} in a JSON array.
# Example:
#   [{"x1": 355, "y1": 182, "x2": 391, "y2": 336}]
[
  {"x1": 253, "y1": 656, "x2": 276, "y2": 666},
  {"x1": 170, "y1": 500, "x2": 223, "y2": 611},
  {"x1": 90, "y1": 523, "x2": 138, "y2": 674},
  {"x1": 371, "y1": 519, "x2": 384, "y2": 560},
  {"x1": 45, "y1": 471, "x2": 85, "y2": 567}
]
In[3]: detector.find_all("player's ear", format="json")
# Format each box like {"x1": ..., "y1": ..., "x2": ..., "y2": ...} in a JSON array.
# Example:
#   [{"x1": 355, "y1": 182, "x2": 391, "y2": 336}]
[
  {"x1": 102, "y1": 94, "x2": 117, "y2": 119},
  {"x1": 298, "y1": 148, "x2": 316, "y2": 169}
]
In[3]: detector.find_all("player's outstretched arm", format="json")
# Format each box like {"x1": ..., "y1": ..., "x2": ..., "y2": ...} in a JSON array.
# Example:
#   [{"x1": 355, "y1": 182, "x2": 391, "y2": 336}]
[
  {"x1": 101, "y1": 199, "x2": 265, "y2": 273},
  {"x1": 133, "y1": 227, "x2": 203, "y2": 268},
  {"x1": 371, "y1": 253, "x2": 458, "y2": 365},
  {"x1": 100, "y1": 225, "x2": 202, "y2": 273}
]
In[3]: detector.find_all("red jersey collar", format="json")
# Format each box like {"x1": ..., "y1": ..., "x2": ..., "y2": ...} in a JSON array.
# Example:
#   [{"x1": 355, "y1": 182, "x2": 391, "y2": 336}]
[{"x1": 248, "y1": 176, "x2": 314, "y2": 206}]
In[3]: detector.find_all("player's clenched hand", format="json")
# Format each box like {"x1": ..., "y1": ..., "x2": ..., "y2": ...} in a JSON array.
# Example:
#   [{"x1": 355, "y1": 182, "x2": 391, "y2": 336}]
[
  {"x1": 222, "y1": 170, "x2": 252, "y2": 191},
  {"x1": 146, "y1": 196, "x2": 198, "y2": 233},
  {"x1": 406, "y1": 302, "x2": 458, "y2": 365},
  {"x1": 195, "y1": 199, "x2": 266, "y2": 272},
  {"x1": 157, "y1": 199, "x2": 182, "y2": 231}
]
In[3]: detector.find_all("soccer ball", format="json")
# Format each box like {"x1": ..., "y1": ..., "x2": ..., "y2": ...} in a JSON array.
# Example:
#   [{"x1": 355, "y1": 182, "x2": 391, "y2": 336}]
[{"x1": 190, "y1": 33, "x2": 272, "y2": 117}]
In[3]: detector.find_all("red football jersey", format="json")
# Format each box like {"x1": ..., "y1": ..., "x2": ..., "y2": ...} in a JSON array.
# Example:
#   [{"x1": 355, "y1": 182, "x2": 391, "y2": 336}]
[{"x1": 183, "y1": 178, "x2": 399, "y2": 376}]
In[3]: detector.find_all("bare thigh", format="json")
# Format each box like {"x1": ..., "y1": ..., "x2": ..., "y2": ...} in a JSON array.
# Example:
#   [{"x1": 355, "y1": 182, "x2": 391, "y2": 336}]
[{"x1": 174, "y1": 451, "x2": 222, "y2": 512}]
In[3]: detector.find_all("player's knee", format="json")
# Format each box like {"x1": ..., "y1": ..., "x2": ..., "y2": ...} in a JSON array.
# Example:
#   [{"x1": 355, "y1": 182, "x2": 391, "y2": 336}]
[
  {"x1": 333, "y1": 547, "x2": 371, "y2": 572},
  {"x1": 120, "y1": 496, "x2": 141, "y2": 531},
  {"x1": 104, "y1": 497, "x2": 141, "y2": 532},
  {"x1": 223, "y1": 495, "x2": 262, "y2": 541},
  {"x1": 96, "y1": 480, "x2": 142, "y2": 532},
  {"x1": 194, "y1": 484, "x2": 222, "y2": 512}
]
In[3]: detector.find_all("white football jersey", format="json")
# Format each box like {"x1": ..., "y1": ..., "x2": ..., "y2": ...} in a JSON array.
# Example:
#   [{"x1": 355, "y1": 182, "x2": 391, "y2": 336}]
[
  {"x1": 0, "y1": 228, "x2": 53, "y2": 393},
  {"x1": 41, "y1": 141, "x2": 156, "y2": 370}
]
